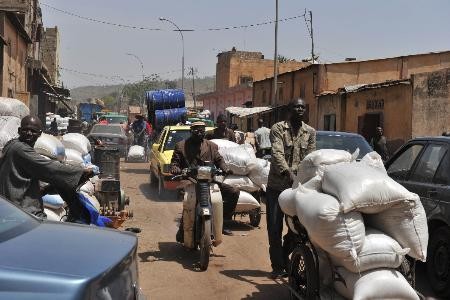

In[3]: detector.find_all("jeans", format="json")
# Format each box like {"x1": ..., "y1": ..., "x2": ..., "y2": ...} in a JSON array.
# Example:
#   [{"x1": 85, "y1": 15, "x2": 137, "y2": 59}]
[{"x1": 265, "y1": 187, "x2": 295, "y2": 272}]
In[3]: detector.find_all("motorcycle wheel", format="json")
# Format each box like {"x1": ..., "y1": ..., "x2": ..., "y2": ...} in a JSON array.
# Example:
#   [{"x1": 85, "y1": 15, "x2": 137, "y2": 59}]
[
  {"x1": 249, "y1": 207, "x2": 261, "y2": 227},
  {"x1": 199, "y1": 218, "x2": 211, "y2": 271},
  {"x1": 288, "y1": 244, "x2": 319, "y2": 300}
]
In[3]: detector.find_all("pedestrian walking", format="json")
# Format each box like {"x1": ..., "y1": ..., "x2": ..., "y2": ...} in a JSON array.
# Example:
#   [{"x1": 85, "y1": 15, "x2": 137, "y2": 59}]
[{"x1": 370, "y1": 126, "x2": 389, "y2": 161}]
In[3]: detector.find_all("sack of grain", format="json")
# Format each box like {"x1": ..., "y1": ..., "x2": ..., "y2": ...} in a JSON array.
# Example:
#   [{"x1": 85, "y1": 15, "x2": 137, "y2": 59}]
[
  {"x1": 330, "y1": 228, "x2": 409, "y2": 273},
  {"x1": 127, "y1": 145, "x2": 145, "y2": 160},
  {"x1": 34, "y1": 133, "x2": 66, "y2": 161},
  {"x1": 0, "y1": 116, "x2": 20, "y2": 150},
  {"x1": 322, "y1": 162, "x2": 414, "y2": 213},
  {"x1": 218, "y1": 144, "x2": 253, "y2": 175},
  {"x1": 0, "y1": 97, "x2": 29, "y2": 118},
  {"x1": 62, "y1": 133, "x2": 91, "y2": 155},
  {"x1": 334, "y1": 267, "x2": 419, "y2": 300},
  {"x1": 365, "y1": 194, "x2": 428, "y2": 261},
  {"x1": 247, "y1": 158, "x2": 270, "y2": 187},
  {"x1": 234, "y1": 191, "x2": 260, "y2": 213},
  {"x1": 223, "y1": 175, "x2": 260, "y2": 193},
  {"x1": 65, "y1": 148, "x2": 84, "y2": 166}
]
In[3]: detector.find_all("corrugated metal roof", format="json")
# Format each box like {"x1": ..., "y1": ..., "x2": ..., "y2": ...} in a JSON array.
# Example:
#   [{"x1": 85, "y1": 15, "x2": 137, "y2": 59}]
[
  {"x1": 318, "y1": 79, "x2": 411, "y2": 96},
  {"x1": 225, "y1": 106, "x2": 272, "y2": 117}
]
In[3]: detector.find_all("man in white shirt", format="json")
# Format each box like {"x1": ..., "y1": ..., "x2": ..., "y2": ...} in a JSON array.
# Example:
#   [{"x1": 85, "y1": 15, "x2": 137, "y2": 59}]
[{"x1": 254, "y1": 119, "x2": 271, "y2": 158}]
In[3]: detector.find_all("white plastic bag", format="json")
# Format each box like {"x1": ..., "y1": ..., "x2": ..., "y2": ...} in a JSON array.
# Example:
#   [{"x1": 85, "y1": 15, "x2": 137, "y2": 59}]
[
  {"x1": 34, "y1": 133, "x2": 66, "y2": 161},
  {"x1": 330, "y1": 228, "x2": 409, "y2": 273},
  {"x1": 322, "y1": 162, "x2": 414, "y2": 213},
  {"x1": 295, "y1": 189, "x2": 365, "y2": 262},
  {"x1": 127, "y1": 145, "x2": 145, "y2": 159},
  {"x1": 0, "y1": 116, "x2": 20, "y2": 150},
  {"x1": 0, "y1": 97, "x2": 30, "y2": 118},
  {"x1": 219, "y1": 144, "x2": 253, "y2": 175},
  {"x1": 62, "y1": 133, "x2": 91, "y2": 155},
  {"x1": 234, "y1": 191, "x2": 260, "y2": 213},
  {"x1": 210, "y1": 139, "x2": 239, "y2": 149},
  {"x1": 223, "y1": 175, "x2": 260, "y2": 193},
  {"x1": 365, "y1": 194, "x2": 428, "y2": 261},
  {"x1": 248, "y1": 159, "x2": 270, "y2": 187},
  {"x1": 334, "y1": 267, "x2": 419, "y2": 300},
  {"x1": 65, "y1": 148, "x2": 84, "y2": 166},
  {"x1": 44, "y1": 207, "x2": 66, "y2": 222}
]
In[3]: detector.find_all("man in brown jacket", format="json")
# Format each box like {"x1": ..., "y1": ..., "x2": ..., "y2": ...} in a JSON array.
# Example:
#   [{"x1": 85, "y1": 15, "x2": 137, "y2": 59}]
[
  {"x1": 171, "y1": 122, "x2": 239, "y2": 242},
  {"x1": 266, "y1": 98, "x2": 316, "y2": 278}
]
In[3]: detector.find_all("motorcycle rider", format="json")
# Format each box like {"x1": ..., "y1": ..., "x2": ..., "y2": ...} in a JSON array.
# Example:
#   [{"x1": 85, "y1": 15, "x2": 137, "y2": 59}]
[
  {"x1": 170, "y1": 121, "x2": 240, "y2": 242},
  {"x1": 0, "y1": 115, "x2": 93, "y2": 219},
  {"x1": 131, "y1": 114, "x2": 146, "y2": 146}
]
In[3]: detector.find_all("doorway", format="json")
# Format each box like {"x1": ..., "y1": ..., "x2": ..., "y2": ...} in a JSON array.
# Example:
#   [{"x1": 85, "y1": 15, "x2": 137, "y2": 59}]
[{"x1": 358, "y1": 112, "x2": 383, "y2": 142}]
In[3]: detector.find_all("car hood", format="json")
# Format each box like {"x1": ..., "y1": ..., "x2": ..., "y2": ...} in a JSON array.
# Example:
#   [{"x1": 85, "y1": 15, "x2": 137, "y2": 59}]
[{"x1": 0, "y1": 221, "x2": 137, "y2": 278}]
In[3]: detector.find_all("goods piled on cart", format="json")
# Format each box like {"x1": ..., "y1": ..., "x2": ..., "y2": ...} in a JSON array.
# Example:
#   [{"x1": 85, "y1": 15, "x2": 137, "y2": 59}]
[
  {"x1": 211, "y1": 139, "x2": 270, "y2": 213},
  {"x1": 146, "y1": 89, "x2": 187, "y2": 130},
  {"x1": 279, "y1": 149, "x2": 427, "y2": 300},
  {"x1": 0, "y1": 97, "x2": 29, "y2": 151}
]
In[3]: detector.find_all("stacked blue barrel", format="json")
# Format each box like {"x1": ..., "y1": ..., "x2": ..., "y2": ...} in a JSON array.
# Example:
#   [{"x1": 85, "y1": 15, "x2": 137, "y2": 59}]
[{"x1": 146, "y1": 89, "x2": 187, "y2": 129}]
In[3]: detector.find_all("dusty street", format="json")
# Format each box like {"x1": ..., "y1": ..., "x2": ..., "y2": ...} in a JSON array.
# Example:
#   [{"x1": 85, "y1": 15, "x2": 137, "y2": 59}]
[{"x1": 120, "y1": 161, "x2": 438, "y2": 300}]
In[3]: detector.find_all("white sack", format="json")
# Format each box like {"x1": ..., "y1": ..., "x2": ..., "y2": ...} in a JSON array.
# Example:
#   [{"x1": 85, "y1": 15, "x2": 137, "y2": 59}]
[
  {"x1": 219, "y1": 144, "x2": 253, "y2": 175},
  {"x1": 65, "y1": 148, "x2": 84, "y2": 166},
  {"x1": 0, "y1": 97, "x2": 29, "y2": 119},
  {"x1": 322, "y1": 162, "x2": 414, "y2": 213},
  {"x1": 360, "y1": 151, "x2": 386, "y2": 173},
  {"x1": 330, "y1": 228, "x2": 409, "y2": 273},
  {"x1": 80, "y1": 180, "x2": 95, "y2": 196},
  {"x1": 62, "y1": 133, "x2": 91, "y2": 155},
  {"x1": 34, "y1": 133, "x2": 66, "y2": 161},
  {"x1": 127, "y1": 145, "x2": 145, "y2": 159},
  {"x1": 210, "y1": 139, "x2": 239, "y2": 149},
  {"x1": 44, "y1": 207, "x2": 66, "y2": 222},
  {"x1": 293, "y1": 149, "x2": 354, "y2": 188},
  {"x1": 0, "y1": 116, "x2": 20, "y2": 150},
  {"x1": 241, "y1": 143, "x2": 256, "y2": 159},
  {"x1": 248, "y1": 159, "x2": 270, "y2": 187},
  {"x1": 365, "y1": 194, "x2": 428, "y2": 261},
  {"x1": 295, "y1": 189, "x2": 365, "y2": 262},
  {"x1": 234, "y1": 191, "x2": 260, "y2": 213},
  {"x1": 278, "y1": 188, "x2": 297, "y2": 217},
  {"x1": 334, "y1": 267, "x2": 419, "y2": 300},
  {"x1": 223, "y1": 175, "x2": 260, "y2": 193}
]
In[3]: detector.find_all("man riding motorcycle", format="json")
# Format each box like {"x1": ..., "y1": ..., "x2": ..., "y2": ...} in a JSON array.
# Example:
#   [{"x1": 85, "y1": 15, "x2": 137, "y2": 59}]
[
  {"x1": 131, "y1": 114, "x2": 147, "y2": 147},
  {"x1": 0, "y1": 115, "x2": 93, "y2": 219},
  {"x1": 170, "y1": 121, "x2": 240, "y2": 242}
]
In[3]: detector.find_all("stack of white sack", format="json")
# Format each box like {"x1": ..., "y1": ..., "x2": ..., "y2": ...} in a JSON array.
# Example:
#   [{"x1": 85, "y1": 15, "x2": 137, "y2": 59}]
[
  {"x1": 127, "y1": 145, "x2": 145, "y2": 160},
  {"x1": 0, "y1": 98, "x2": 30, "y2": 151},
  {"x1": 34, "y1": 133, "x2": 66, "y2": 161},
  {"x1": 278, "y1": 149, "x2": 427, "y2": 299},
  {"x1": 61, "y1": 133, "x2": 91, "y2": 156}
]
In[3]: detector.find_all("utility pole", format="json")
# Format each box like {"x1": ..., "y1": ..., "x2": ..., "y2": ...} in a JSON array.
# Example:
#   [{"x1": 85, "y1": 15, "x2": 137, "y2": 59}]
[
  {"x1": 305, "y1": 10, "x2": 316, "y2": 63},
  {"x1": 188, "y1": 67, "x2": 197, "y2": 109},
  {"x1": 272, "y1": 0, "x2": 279, "y2": 110}
]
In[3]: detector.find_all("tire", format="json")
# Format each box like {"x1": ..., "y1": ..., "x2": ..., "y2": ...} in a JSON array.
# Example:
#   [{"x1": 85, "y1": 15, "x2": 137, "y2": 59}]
[
  {"x1": 249, "y1": 207, "x2": 261, "y2": 227},
  {"x1": 427, "y1": 226, "x2": 450, "y2": 297},
  {"x1": 288, "y1": 244, "x2": 319, "y2": 300},
  {"x1": 397, "y1": 257, "x2": 414, "y2": 288},
  {"x1": 199, "y1": 218, "x2": 212, "y2": 271}
]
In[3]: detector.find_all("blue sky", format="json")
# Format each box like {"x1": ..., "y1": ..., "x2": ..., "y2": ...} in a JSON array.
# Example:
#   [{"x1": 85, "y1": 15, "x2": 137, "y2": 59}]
[{"x1": 41, "y1": 0, "x2": 450, "y2": 88}]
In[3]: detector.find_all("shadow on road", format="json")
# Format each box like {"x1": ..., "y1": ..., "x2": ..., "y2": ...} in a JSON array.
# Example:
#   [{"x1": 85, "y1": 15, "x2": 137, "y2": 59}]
[
  {"x1": 225, "y1": 220, "x2": 257, "y2": 232},
  {"x1": 138, "y1": 183, "x2": 179, "y2": 202},
  {"x1": 138, "y1": 241, "x2": 223, "y2": 272},
  {"x1": 122, "y1": 167, "x2": 150, "y2": 175},
  {"x1": 220, "y1": 269, "x2": 289, "y2": 299}
]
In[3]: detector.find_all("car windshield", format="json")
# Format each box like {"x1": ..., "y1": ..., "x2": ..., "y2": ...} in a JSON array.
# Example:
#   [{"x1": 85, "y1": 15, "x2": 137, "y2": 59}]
[
  {"x1": 0, "y1": 197, "x2": 39, "y2": 243},
  {"x1": 106, "y1": 116, "x2": 128, "y2": 124},
  {"x1": 92, "y1": 125, "x2": 123, "y2": 135},
  {"x1": 164, "y1": 130, "x2": 191, "y2": 151},
  {"x1": 316, "y1": 133, "x2": 372, "y2": 159}
]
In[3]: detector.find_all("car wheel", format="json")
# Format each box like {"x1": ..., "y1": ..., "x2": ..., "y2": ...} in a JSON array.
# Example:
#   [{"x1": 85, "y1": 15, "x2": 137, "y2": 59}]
[{"x1": 427, "y1": 226, "x2": 450, "y2": 297}]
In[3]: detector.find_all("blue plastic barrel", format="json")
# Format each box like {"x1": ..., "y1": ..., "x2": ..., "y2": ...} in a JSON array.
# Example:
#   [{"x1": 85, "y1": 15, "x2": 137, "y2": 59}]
[{"x1": 146, "y1": 89, "x2": 186, "y2": 110}]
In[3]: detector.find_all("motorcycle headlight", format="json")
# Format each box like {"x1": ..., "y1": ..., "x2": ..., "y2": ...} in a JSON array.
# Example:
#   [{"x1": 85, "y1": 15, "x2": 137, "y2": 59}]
[{"x1": 197, "y1": 166, "x2": 213, "y2": 180}]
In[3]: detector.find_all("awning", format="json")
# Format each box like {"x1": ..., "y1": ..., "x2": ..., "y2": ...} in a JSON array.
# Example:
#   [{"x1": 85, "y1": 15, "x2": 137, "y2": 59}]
[{"x1": 225, "y1": 106, "x2": 272, "y2": 118}]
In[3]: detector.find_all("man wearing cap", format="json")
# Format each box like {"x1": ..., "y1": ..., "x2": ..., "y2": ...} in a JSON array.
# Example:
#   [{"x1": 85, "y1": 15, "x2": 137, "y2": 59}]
[
  {"x1": 0, "y1": 115, "x2": 92, "y2": 218},
  {"x1": 170, "y1": 121, "x2": 240, "y2": 242}
]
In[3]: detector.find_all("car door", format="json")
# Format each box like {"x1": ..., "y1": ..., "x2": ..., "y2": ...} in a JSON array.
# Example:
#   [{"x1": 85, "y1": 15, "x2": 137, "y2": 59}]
[
  {"x1": 150, "y1": 129, "x2": 167, "y2": 174},
  {"x1": 404, "y1": 142, "x2": 448, "y2": 217}
]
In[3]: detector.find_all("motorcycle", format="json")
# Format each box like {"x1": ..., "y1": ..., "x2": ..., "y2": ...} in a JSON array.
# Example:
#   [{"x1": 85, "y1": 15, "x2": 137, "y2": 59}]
[{"x1": 172, "y1": 164, "x2": 225, "y2": 271}]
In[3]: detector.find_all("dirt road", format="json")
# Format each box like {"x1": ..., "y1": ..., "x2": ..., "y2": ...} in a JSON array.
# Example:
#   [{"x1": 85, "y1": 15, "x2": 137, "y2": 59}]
[
  {"x1": 121, "y1": 161, "x2": 289, "y2": 299},
  {"x1": 120, "y1": 161, "x2": 438, "y2": 300}
]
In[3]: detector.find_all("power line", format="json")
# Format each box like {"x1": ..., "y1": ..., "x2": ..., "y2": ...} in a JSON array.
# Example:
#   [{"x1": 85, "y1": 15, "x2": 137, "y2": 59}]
[{"x1": 41, "y1": 2, "x2": 306, "y2": 32}]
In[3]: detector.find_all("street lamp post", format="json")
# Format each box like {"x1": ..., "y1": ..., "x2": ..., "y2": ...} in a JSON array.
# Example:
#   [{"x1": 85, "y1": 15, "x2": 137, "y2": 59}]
[
  {"x1": 159, "y1": 17, "x2": 186, "y2": 90},
  {"x1": 126, "y1": 53, "x2": 145, "y2": 82}
]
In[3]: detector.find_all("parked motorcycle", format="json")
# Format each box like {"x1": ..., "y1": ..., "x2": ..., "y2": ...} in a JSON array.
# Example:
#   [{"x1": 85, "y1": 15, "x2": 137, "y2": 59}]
[{"x1": 172, "y1": 164, "x2": 225, "y2": 271}]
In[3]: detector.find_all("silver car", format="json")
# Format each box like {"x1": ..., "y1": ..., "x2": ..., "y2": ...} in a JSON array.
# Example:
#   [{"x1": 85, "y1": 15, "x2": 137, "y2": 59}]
[
  {"x1": 87, "y1": 124, "x2": 128, "y2": 156},
  {"x1": 0, "y1": 196, "x2": 143, "y2": 299}
]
